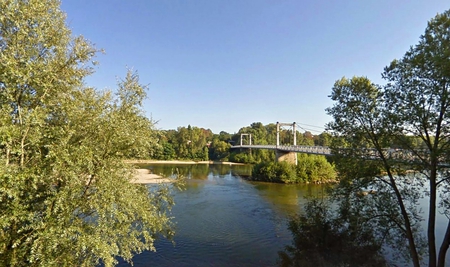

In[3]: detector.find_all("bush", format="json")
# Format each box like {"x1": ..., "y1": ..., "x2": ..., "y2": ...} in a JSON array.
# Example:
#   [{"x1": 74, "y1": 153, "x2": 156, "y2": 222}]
[
  {"x1": 296, "y1": 154, "x2": 337, "y2": 183},
  {"x1": 251, "y1": 155, "x2": 336, "y2": 184},
  {"x1": 252, "y1": 161, "x2": 296, "y2": 183}
]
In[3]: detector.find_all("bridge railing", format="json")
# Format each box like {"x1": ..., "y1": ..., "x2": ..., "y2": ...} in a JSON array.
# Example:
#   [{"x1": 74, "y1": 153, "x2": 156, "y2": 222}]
[
  {"x1": 230, "y1": 145, "x2": 450, "y2": 166},
  {"x1": 230, "y1": 144, "x2": 332, "y2": 155},
  {"x1": 276, "y1": 145, "x2": 331, "y2": 155}
]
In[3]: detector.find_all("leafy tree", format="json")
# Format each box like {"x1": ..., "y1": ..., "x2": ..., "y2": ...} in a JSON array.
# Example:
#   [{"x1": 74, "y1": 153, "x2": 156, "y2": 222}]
[
  {"x1": 326, "y1": 9, "x2": 450, "y2": 267},
  {"x1": 252, "y1": 155, "x2": 336, "y2": 184},
  {"x1": 218, "y1": 131, "x2": 232, "y2": 143},
  {"x1": 154, "y1": 141, "x2": 176, "y2": 160},
  {"x1": 0, "y1": 1, "x2": 174, "y2": 266},
  {"x1": 209, "y1": 139, "x2": 231, "y2": 161},
  {"x1": 168, "y1": 125, "x2": 211, "y2": 160},
  {"x1": 314, "y1": 132, "x2": 332, "y2": 147},
  {"x1": 296, "y1": 154, "x2": 336, "y2": 183},
  {"x1": 327, "y1": 76, "x2": 425, "y2": 266}
]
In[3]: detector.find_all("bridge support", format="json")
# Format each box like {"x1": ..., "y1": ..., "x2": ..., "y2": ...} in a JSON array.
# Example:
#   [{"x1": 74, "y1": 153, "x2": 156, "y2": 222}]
[
  {"x1": 276, "y1": 122, "x2": 297, "y2": 165},
  {"x1": 276, "y1": 150, "x2": 297, "y2": 165},
  {"x1": 277, "y1": 122, "x2": 296, "y2": 146},
  {"x1": 240, "y1": 133, "x2": 252, "y2": 146}
]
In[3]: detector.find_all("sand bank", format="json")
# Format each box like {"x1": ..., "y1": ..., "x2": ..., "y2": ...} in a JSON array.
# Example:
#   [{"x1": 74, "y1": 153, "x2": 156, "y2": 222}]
[
  {"x1": 128, "y1": 160, "x2": 246, "y2": 184},
  {"x1": 131, "y1": 168, "x2": 172, "y2": 184}
]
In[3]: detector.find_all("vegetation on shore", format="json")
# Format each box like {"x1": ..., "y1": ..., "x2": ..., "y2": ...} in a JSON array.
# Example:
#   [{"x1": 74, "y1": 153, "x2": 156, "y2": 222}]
[
  {"x1": 0, "y1": 1, "x2": 175, "y2": 266},
  {"x1": 3, "y1": 0, "x2": 450, "y2": 266},
  {"x1": 251, "y1": 155, "x2": 337, "y2": 184},
  {"x1": 150, "y1": 122, "x2": 333, "y2": 164},
  {"x1": 281, "y1": 9, "x2": 450, "y2": 267}
]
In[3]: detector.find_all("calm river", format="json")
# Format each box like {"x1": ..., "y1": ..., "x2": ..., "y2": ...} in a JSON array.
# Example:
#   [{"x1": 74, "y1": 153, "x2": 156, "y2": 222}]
[{"x1": 117, "y1": 163, "x2": 325, "y2": 267}]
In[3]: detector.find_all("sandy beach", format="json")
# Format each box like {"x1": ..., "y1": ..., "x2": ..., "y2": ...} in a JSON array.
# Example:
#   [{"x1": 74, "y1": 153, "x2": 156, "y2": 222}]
[
  {"x1": 129, "y1": 160, "x2": 246, "y2": 184},
  {"x1": 131, "y1": 168, "x2": 173, "y2": 184}
]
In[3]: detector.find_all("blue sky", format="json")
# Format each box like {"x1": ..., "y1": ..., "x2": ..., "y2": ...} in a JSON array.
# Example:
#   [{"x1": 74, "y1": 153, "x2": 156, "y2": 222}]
[{"x1": 61, "y1": 0, "x2": 448, "y2": 134}]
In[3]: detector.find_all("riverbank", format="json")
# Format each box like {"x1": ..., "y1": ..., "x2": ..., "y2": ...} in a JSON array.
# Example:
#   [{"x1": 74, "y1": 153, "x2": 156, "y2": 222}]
[
  {"x1": 131, "y1": 169, "x2": 172, "y2": 184},
  {"x1": 125, "y1": 159, "x2": 246, "y2": 165},
  {"x1": 128, "y1": 160, "x2": 247, "y2": 184}
]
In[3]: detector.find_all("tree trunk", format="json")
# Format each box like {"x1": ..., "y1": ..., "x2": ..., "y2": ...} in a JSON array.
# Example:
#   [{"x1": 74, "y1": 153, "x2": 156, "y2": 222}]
[
  {"x1": 386, "y1": 171, "x2": 421, "y2": 267},
  {"x1": 437, "y1": 219, "x2": 450, "y2": 267},
  {"x1": 428, "y1": 166, "x2": 437, "y2": 267}
]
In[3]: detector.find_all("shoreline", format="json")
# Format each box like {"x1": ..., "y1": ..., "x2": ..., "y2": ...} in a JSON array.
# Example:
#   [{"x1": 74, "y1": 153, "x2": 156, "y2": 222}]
[
  {"x1": 131, "y1": 168, "x2": 173, "y2": 184},
  {"x1": 125, "y1": 159, "x2": 246, "y2": 165},
  {"x1": 129, "y1": 160, "x2": 247, "y2": 184}
]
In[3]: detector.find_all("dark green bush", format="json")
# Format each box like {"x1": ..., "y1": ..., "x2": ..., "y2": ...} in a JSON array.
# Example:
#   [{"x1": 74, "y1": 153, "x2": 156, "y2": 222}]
[{"x1": 251, "y1": 155, "x2": 336, "y2": 184}]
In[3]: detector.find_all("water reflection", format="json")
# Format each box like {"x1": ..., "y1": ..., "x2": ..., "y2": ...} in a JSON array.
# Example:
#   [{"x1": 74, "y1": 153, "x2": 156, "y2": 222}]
[
  {"x1": 251, "y1": 182, "x2": 327, "y2": 214},
  {"x1": 118, "y1": 163, "x2": 322, "y2": 267},
  {"x1": 139, "y1": 163, "x2": 255, "y2": 183}
]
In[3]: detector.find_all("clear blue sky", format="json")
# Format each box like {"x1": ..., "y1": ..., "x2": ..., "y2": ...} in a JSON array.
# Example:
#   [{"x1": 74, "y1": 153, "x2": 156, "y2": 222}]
[{"x1": 61, "y1": 0, "x2": 448, "y2": 134}]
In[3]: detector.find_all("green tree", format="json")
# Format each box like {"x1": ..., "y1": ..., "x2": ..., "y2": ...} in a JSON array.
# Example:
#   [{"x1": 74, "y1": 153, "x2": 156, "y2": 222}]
[
  {"x1": 160, "y1": 142, "x2": 176, "y2": 160},
  {"x1": 169, "y1": 125, "x2": 211, "y2": 160},
  {"x1": 0, "y1": 1, "x2": 174, "y2": 266},
  {"x1": 327, "y1": 76, "x2": 424, "y2": 266},
  {"x1": 382, "y1": 10, "x2": 450, "y2": 266},
  {"x1": 314, "y1": 132, "x2": 332, "y2": 147},
  {"x1": 296, "y1": 154, "x2": 336, "y2": 183},
  {"x1": 326, "y1": 9, "x2": 450, "y2": 267},
  {"x1": 209, "y1": 139, "x2": 231, "y2": 161}
]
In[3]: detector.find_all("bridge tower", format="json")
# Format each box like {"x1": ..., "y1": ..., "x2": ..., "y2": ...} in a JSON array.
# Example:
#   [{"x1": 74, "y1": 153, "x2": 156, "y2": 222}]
[
  {"x1": 240, "y1": 133, "x2": 252, "y2": 146},
  {"x1": 276, "y1": 122, "x2": 298, "y2": 165}
]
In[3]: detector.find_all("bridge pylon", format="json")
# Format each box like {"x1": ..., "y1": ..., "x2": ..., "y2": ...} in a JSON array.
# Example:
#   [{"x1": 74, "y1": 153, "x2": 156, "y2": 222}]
[
  {"x1": 240, "y1": 133, "x2": 252, "y2": 146},
  {"x1": 276, "y1": 122, "x2": 298, "y2": 165}
]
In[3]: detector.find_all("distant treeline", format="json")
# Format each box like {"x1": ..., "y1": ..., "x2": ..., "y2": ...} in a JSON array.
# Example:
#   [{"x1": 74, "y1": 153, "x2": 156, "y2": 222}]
[{"x1": 150, "y1": 122, "x2": 333, "y2": 163}]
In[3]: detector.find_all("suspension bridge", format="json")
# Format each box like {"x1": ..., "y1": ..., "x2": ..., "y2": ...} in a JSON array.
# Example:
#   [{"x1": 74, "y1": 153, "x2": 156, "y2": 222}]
[
  {"x1": 230, "y1": 122, "x2": 329, "y2": 164},
  {"x1": 230, "y1": 122, "x2": 447, "y2": 167}
]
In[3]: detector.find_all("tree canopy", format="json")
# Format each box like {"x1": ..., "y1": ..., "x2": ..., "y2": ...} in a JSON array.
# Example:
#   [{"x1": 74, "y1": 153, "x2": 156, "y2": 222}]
[
  {"x1": 0, "y1": 1, "x2": 173, "y2": 266},
  {"x1": 326, "y1": 9, "x2": 450, "y2": 267}
]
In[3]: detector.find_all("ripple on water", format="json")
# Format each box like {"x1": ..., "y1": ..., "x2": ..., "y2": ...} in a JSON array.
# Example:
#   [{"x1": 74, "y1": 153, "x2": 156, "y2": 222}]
[{"x1": 118, "y1": 165, "x2": 301, "y2": 267}]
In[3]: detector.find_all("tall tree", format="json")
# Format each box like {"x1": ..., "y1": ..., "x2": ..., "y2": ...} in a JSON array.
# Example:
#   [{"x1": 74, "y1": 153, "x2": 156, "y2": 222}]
[
  {"x1": 382, "y1": 9, "x2": 450, "y2": 267},
  {"x1": 327, "y1": 9, "x2": 450, "y2": 267},
  {"x1": 327, "y1": 77, "x2": 423, "y2": 266},
  {"x1": 0, "y1": 1, "x2": 173, "y2": 266}
]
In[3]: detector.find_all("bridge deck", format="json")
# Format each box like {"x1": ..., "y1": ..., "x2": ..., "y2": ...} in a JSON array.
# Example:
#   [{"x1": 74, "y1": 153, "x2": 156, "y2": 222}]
[
  {"x1": 231, "y1": 145, "x2": 450, "y2": 167},
  {"x1": 230, "y1": 145, "x2": 332, "y2": 155}
]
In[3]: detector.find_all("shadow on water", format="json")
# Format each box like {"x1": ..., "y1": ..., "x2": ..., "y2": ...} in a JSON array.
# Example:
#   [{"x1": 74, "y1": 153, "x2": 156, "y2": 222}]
[{"x1": 118, "y1": 163, "x2": 324, "y2": 267}]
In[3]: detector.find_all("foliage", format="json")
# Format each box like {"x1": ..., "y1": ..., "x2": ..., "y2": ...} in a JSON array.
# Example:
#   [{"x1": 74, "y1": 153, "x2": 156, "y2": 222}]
[
  {"x1": 154, "y1": 121, "x2": 332, "y2": 163},
  {"x1": 252, "y1": 161, "x2": 297, "y2": 183},
  {"x1": 326, "y1": 9, "x2": 450, "y2": 267},
  {"x1": 296, "y1": 154, "x2": 337, "y2": 183},
  {"x1": 251, "y1": 155, "x2": 336, "y2": 184},
  {"x1": 154, "y1": 126, "x2": 212, "y2": 161},
  {"x1": 208, "y1": 139, "x2": 231, "y2": 161},
  {"x1": 227, "y1": 122, "x2": 321, "y2": 164},
  {"x1": 278, "y1": 199, "x2": 387, "y2": 267},
  {"x1": 0, "y1": 1, "x2": 174, "y2": 266}
]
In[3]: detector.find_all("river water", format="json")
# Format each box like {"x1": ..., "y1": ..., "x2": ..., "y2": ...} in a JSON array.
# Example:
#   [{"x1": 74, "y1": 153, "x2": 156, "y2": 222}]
[{"x1": 117, "y1": 164, "x2": 325, "y2": 267}]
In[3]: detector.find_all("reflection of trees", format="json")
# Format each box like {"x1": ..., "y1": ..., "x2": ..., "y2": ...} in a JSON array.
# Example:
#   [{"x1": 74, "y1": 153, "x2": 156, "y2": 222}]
[
  {"x1": 142, "y1": 164, "x2": 210, "y2": 179},
  {"x1": 279, "y1": 199, "x2": 388, "y2": 267},
  {"x1": 141, "y1": 164, "x2": 180, "y2": 178},
  {"x1": 189, "y1": 165, "x2": 210, "y2": 179},
  {"x1": 252, "y1": 183, "x2": 327, "y2": 215},
  {"x1": 210, "y1": 164, "x2": 231, "y2": 177},
  {"x1": 230, "y1": 165, "x2": 253, "y2": 178}
]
